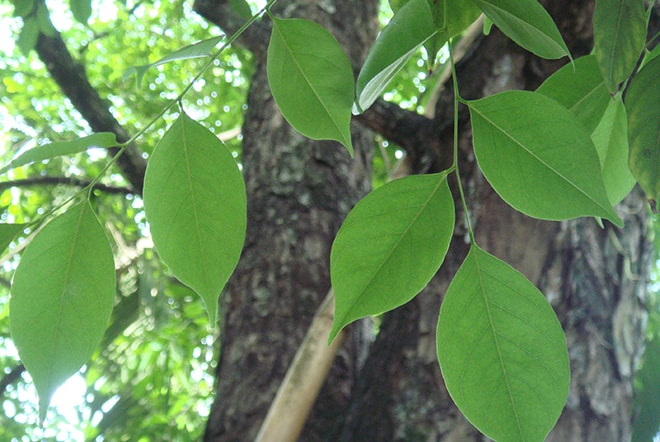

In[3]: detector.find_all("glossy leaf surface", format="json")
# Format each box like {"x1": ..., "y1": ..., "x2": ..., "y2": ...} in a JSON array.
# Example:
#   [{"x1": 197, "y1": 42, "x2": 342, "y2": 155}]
[
  {"x1": 625, "y1": 55, "x2": 660, "y2": 208},
  {"x1": 0, "y1": 133, "x2": 118, "y2": 175},
  {"x1": 437, "y1": 245, "x2": 569, "y2": 441},
  {"x1": 355, "y1": 0, "x2": 436, "y2": 113},
  {"x1": 143, "y1": 114, "x2": 246, "y2": 323},
  {"x1": 536, "y1": 55, "x2": 610, "y2": 133},
  {"x1": 330, "y1": 172, "x2": 454, "y2": 342},
  {"x1": 267, "y1": 18, "x2": 354, "y2": 154},
  {"x1": 9, "y1": 202, "x2": 115, "y2": 420},
  {"x1": 469, "y1": 0, "x2": 569, "y2": 59},
  {"x1": 593, "y1": 0, "x2": 646, "y2": 92},
  {"x1": 468, "y1": 90, "x2": 622, "y2": 225}
]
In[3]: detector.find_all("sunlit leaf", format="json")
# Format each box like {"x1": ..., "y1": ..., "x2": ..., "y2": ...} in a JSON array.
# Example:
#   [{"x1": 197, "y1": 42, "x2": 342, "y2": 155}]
[
  {"x1": 329, "y1": 172, "x2": 454, "y2": 342},
  {"x1": 124, "y1": 35, "x2": 225, "y2": 87},
  {"x1": 267, "y1": 17, "x2": 354, "y2": 154},
  {"x1": 591, "y1": 96, "x2": 635, "y2": 205},
  {"x1": 0, "y1": 223, "x2": 26, "y2": 253},
  {"x1": 355, "y1": 0, "x2": 436, "y2": 113},
  {"x1": 143, "y1": 114, "x2": 246, "y2": 323},
  {"x1": 437, "y1": 245, "x2": 569, "y2": 441},
  {"x1": 625, "y1": 56, "x2": 660, "y2": 209},
  {"x1": 9, "y1": 201, "x2": 116, "y2": 420},
  {"x1": 536, "y1": 55, "x2": 610, "y2": 133},
  {"x1": 469, "y1": 0, "x2": 569, "y2": 59},
  {"x1": 468, "y1": 90, "x2": 622, "y2": 225},
  {"x1": 70, "y1": 0, "x2": 91, "y2": 24},
  {"x1": 0, "y1": 133, "x2": 118, "y2": 175},
  {"x1": 593, "y1": 0, "x2": 646, "y2": 92}
]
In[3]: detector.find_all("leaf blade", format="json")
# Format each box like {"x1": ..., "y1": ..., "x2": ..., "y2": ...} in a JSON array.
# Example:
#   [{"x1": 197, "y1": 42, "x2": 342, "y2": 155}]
[
  {"x1": 9, "y1": 202, "x2": 116, "y2": 420},
  {"x1": 267, "y1": 18, "x2": 354, "y2": 154},
  {"x1": 0, "y1": 133, "x2": 119, "y2": 175},
  {"x1": 469, "y1": 0, "x2": 569, "y2": 59},
  {"x1": 437, "y1": 245, "x2": 570, "y2": 441},
  {"x1": 143, "y1": 114, "x2": 246, "y2": 323},
  {"x1": 468, "y1": 90, "x2": 622, "y2": 225},
  {"x1": 330, "y1": 172, "x2": 455, "y2": 341}
]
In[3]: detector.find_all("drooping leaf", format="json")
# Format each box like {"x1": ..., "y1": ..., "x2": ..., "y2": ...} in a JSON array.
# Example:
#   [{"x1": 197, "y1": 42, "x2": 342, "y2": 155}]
[
  {"x1": 591, "y1": 96, "x2": 635, "y2": 205},
  {"x1": 70, "y1": 0, "x2": 92, "y2": 24},
  {"x1": 9, "y1": 201, "x2": 116, "y2": 420},
  {"x1": 625, "y1": 55, "x2": 660, "y2": 209},
  {"x1": 17, "y1": 16, "x2": 39, "y2": 55},
  {"x1": 0, "y1": 133, "x2": 118, "y2": 175},
  {"x1": 0, "y1": 223, "x2": 26, "y2": 253},
  {"x1": 536, "y1": 55, "x2": 610, "y2": 133},
  {"x1": 35, "y1": 1, "x2": 55, "y2": 37},
  {"x1": 143, "y1": 114, "x2": 246, "y2": 323},
  {"x1": 469, "y1": 0, "x2": 569, "y2": 59},
  {"x1": 124, "y1": 35, "x2": 225, "y2": 87},
  {"x1": 468, "y1": 90, "x2": 622, "y2": 225},
  {"x1": 355, "y1": 0, "x2": 436, "y2": 113},
  {"x1": 329, "y1": 172, "x2": 455, "y2": 342},
  {"x1": 593, "y1": 0, "x2": 646, "y2": 93},
  {"x1": 437, "y1": 245, "x2": 569, "y2": 441},
  {"x1": 228, "y1": 0, "x2": 252, "y2": 20},
  {"x1": 267, "y1": 18, "x2": 355, "y2": 155},
  {"x1": 12, "y1": 0, "x2": 34, "y2": 17}
]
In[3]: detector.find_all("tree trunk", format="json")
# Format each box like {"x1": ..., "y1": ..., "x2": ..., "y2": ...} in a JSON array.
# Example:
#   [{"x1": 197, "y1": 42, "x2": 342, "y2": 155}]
[{"x1": 198, "y1": 0, "x2": 656, "y2": 440}]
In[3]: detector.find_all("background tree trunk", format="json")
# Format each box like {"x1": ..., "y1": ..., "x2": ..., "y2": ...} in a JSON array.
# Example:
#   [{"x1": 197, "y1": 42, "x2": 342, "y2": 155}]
[{"x1": 198, "y1": 0, "x2": 656, "y2": 440}]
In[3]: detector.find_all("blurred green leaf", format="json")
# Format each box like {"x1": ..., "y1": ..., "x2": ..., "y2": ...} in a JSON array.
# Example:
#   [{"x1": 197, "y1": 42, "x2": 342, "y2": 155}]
[
  {"x1": 0, "y1": 223, "x2": 26, "y2": 253},
  {"x1": 70, "y1": 0, "x2": 92, "y2": 24}
]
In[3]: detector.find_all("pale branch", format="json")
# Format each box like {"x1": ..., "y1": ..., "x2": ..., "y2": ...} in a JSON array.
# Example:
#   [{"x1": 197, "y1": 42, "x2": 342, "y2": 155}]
[
  {"x1": 0, "y1": 177, "x2": 133, "y2": 195},
  {"x1": 0, "y1": 364, "x2": 25, "y2": 400},
  {"x1": 35, "y1": 32, "x2": 146, "y2": 193}
]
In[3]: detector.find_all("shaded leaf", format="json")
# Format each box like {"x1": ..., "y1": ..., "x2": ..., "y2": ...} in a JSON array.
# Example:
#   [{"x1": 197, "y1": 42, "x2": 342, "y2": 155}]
[
  {"x1": 469, "y1": 0, "x2": 569, "y2": 59},
  {"x1": 468, "y1": 90, "x2": 622, "y2": 225},
  {"x1": 355, "y1": 0, "x2": 436, "y2": 113},
  {"x1": 593, "y1": 0, "x2": 646, "y2": 93},
  {"x1": 267, "y1": 18, "x2": 354, "y2": 154},
  {"x1": 143, "y1": 114, "x2": 246, "y2": 323},
  {"x1": 0, "y1": 223, "x2": 26, "y2": 253},
  {"x1": 536, "y1": 55, "x2": 610, "y2": 133},
  {"x1": 0, "y1": 133, "x2": 118, "y2": 175},
  {"x1": 17, "y1": 16, "x2": 39, "y2": 55},
  {"x1": 35, "y1": 1, "x2": 55, "y2": 37},
  {"x1": 437, "y1": 245, "x2": 569, "y2": 441},
  {"x1": 329, "y1": 172, "x2": 454, "y2": 342},
  {"x1": 70, "y1": 0, "x2": 91, "y2": 24},
  {"x1": 12, "y1": 0, "x2": 34, "y2": 17},
  {"x1": 9, "y1": 201, "x2": 116, "y2": 420},
  {"x1": 229, "y1": 0, "x2": 252, "y2": 20},
  {"x1": 625, "y1": 55, "x2": 660, "y2": 209},
  {"x1": 592, "y1": 96, "x2": 635, "y2": 205},
  {"x1": 124, "y1": 35, "x2": 225, "y2": 87}
]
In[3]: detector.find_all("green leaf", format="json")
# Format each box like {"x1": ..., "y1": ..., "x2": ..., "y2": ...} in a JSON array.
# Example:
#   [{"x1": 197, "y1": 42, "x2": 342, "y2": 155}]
[
  {"x1": 17, "y1": 16, "x2": 39, "y2": 55},
  {"x1": 0, "y1": 223, "x2": 26, "y2": 253},
  {"x1": 536, "y1": 55, "x2": 610, "y2": 133},
  {"x1": 468, "y1": 90, "x2": 622, "y2": 225},
  {"x1": 124, "y1": 35, "x2": 225, "y2": 87},
  {"x1": 36, "y1": 1, "x2": 55, "y2": 37},
  {"x1": 355, "y1": 0, "x2": 436, "y2": 113},
  {"x1": 70, "y1": 0, "x2": 91, "y2": 24},
  {"x1": 625, "y1": 55, "x2": 660, "y2": 209},
  {"x1": 593, "y1": 0, "x2": 646, "y2": 93},
  {"x1": 9, "y1": 201, "x2": 116, "y2": 420},
  {"x1": 437, "y1": 245, "x2": 569, "y2": 441},
  {"x1": 0, "y1": 133, "x2": 118, "y2": 175},
  {"x1": 228, "y1": 0, "x2": 252, "y2": 20},
  {"x1": 12, "y1": 0, "x2": 35, "y2": 17},
  {"x1": 592, "y1": 96, "x2": 635, "y2": 205},
  {"x1": 433, "y1": 0, "x2": 482, "y2": 38},
  {"x1": 469, "y1": 0, "x2": 569, "y2": 59},
  {"x1": 329, "y1": 172, "x2": 455, "y2": 342},
  {"x1": 143, "y1": 114, "x2": 246, "y2": 323},
  {"x1": 267, "y1": 18, "x2": 354, "y2": 155}
]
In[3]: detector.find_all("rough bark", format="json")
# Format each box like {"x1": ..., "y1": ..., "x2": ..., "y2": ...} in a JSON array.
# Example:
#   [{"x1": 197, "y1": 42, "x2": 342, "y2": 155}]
[
  {"x1": 198, "y1": 0, "x2": 656, "y2": 440},
  {"x1": 197, "y1": 1, "x2": 380, "y2": 440}
]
